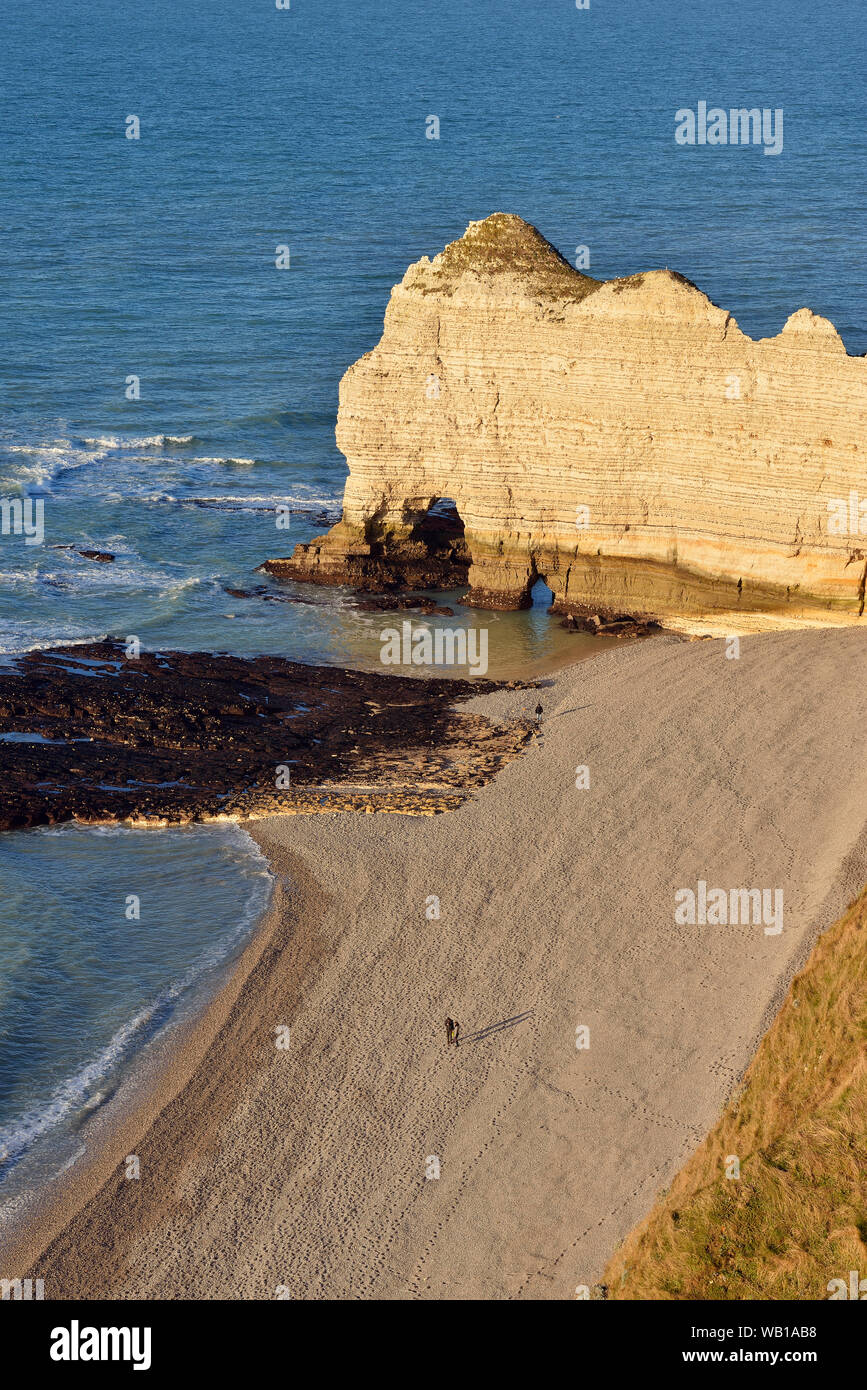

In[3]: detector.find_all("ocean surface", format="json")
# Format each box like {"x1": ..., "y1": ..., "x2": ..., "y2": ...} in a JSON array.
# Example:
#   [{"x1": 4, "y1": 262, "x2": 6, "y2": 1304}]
[
  {"x1": 0, "y1": 0, "x2": 863, "y2": 1193},
  {"x1": 0, "y1": 822, "x2": 273, "y2": 1204}
]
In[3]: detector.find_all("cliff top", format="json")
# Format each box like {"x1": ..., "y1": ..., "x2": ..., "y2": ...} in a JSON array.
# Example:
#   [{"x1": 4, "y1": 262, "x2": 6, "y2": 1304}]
[
  {"x1": 408, "y1": 213, "x2": 713, "y2": 311},
  {"x1": 412, "y1": 213, "x2": 603, "y2": 302},
  {"x1": 398, "y1": 214, "x2": 854, "y2": 347}
]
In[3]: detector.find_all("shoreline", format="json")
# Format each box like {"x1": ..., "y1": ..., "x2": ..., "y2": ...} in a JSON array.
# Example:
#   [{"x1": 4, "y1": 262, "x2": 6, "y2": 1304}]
[
  {"x1": 0, "y1": 865, "x2": 303, "y2": 1287},
  {"x1": 0, "y1": 831, "x2": 284, "y2": 1275},
  {"x1": 3, "y1": 630, "x2": 867, "y2": 1297},
  {"x1": 0, "y1": 633, "x2": 610, "y2": 1258},
  {"x1": 0, "y1": 642, "x2": 606, "y2": 1285}
]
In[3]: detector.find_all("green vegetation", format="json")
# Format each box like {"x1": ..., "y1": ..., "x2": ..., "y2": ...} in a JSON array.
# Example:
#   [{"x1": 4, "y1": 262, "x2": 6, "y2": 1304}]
[
  {"x1": 605, "y1": 887, "x2": 867, "y2": 1300},
  {"x1": 423, "y1": 212, "x2": 603, "y2": 302}
]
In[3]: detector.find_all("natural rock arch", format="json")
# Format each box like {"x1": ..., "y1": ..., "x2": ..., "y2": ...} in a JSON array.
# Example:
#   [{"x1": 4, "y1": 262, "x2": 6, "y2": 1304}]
[{"x1": 263, "y1": 213, "x2": 867, "y2": 626}]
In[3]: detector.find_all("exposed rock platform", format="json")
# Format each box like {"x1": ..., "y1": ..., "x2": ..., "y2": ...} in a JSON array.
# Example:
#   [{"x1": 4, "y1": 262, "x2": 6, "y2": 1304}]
[{"x1": 0, "y1": 642, "x2": 531, "y2": 832}]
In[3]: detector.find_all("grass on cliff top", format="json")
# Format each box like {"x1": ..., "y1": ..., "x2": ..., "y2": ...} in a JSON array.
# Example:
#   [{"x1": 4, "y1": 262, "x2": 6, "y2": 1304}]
[
  {"x1": 424, "y1": 213, "x2": 603, "y2": 302},
  {"x1": 604, "y1": 886, "x2": 867, "y2": 1300},
  {"x1": 420, "y1": 214, "x2": 709, "y2": 309}
]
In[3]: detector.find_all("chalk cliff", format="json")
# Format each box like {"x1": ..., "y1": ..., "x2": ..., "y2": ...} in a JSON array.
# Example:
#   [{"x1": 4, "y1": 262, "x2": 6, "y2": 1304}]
[{"x1": 266, "y1": 214, "x2": 867, "y2": 626}]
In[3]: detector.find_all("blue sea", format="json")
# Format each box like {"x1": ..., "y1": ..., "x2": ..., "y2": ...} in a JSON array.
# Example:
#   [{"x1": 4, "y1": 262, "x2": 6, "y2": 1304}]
[
  {"x1": 0, "y1": 823, "x2": 273, "y2": 1205},
  {"x1": 0, "y1": 0, "x2": 863, "y2": 1195}
]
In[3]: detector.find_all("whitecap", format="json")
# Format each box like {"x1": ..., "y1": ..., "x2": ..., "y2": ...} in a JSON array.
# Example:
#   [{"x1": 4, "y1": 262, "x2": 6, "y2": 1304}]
[
  {"x1": 146, "y1": 491, "x2": 342, "y2": 512},
  {"x1": 0, "y1": 625, "x2": 108, "y2": 656},
  {"x1": 79, "y1": 434, "x2": 198, "y2": 449},
  {"x1": 188, "y1": 455, "x2": 257, "y2": 467}
]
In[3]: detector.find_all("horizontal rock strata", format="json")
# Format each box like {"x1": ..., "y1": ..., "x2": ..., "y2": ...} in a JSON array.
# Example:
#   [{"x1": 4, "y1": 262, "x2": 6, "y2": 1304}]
[
  {"x1": 268, "y1": 214, "x2": 867, "y2": 625},
  {"x1": 0, "y1": 642, "x2": 531, "y2": 832}
]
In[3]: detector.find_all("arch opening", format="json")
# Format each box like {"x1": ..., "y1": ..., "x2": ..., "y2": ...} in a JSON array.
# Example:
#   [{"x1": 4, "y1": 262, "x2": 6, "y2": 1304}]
[
  {"x1": 365, "y1": 495, "x2": 471, "y2": 592},
  {"x1": 529, "y1": 575, "x2": 554, "y2": 610},
  {"x1": 408, "y1": 496, "x2": 466, "y2": 552}
]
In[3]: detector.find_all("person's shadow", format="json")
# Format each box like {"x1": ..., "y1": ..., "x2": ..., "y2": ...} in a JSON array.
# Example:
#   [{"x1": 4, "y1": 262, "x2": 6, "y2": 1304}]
[{"x1": 462, "y1": 1009, "x2": 534, "y2": 1044}]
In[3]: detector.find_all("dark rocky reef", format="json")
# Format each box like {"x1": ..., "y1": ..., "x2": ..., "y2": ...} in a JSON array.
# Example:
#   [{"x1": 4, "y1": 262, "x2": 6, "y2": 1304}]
[
  {"x1": 350, "y1": 592, "x2": 455, "y2": 616},
  {"x1": 559, "y1": 611, "x2": 663, "y2": 638},
  {"x1": 223, "y1": 584, "x2": 312, "y2": 604},
  {"x1": 0, "y1": 641, "x2": 531, "y2": 832},
  {"x1": 50, "y1": 546, "x2": 116, "y2": 563},
  {"x1": 260, "y1": 503, "x2": 470, "y2": 593}
]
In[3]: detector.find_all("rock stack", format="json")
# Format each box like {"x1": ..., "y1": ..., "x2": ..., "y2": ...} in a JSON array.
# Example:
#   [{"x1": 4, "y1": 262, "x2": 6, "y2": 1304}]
[{"x1": 265, "y1": 214, "x2": 867, "y2": 627}]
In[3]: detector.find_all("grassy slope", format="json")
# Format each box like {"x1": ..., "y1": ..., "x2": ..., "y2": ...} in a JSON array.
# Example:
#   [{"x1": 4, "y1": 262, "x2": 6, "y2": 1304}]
[{"x1": 604, "y1": 888, "x2": 867, "y2": 1300}]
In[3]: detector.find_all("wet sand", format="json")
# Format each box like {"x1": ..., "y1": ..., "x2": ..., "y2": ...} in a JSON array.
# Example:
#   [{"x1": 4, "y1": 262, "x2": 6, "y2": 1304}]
[{"x1": 4, "y1": 628, "x2": 867, "y2": 1299}]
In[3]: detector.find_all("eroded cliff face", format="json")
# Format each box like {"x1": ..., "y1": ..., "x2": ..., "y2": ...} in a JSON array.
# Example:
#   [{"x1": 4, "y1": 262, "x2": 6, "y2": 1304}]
[{"x1": 266, "y1": 214, "x2": 867, "y2": 626}]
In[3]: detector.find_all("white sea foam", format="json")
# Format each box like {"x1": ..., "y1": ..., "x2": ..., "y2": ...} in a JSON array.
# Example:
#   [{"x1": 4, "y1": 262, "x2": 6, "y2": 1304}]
[
  {"x1": 0, "y1": 433, "x2": 201, "y2": 495},
  {"x1": 0, "y1": 999, "x2": 163, "y2": 1166},
  {"x1": 189, "y1": 455, "x2": 257, "y2": 467},
  {"x1": 35, "y1": 557, "x2": 204, "y2": 596},
  {"x1": 146, "y1": 491, "x2": 342, "y2": 511},
  {"x1": 0, "y1": 443, "x2": 106, "y2": 491},
  {"x1": 80, "y1": 434, "x2": 198, "y2": 449},
  {"x1": 0, "y1": 625, "x2": 108, "y2": 656},
  {"x1": 5, "y1": 444, "x2": 79, "y2": 457}
]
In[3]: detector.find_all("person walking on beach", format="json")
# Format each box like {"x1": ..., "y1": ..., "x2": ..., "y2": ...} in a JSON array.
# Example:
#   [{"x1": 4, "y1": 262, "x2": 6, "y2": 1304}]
[
  {"x1": 445, "y1": 1017, "x2": 455, "y2": 1047},
  {"x1": 534, "y1": 702, "x2": 543, "y2": 725},
  {"x1": 453, "y1": 1020, "x2": 460, "y2": 1048}
]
